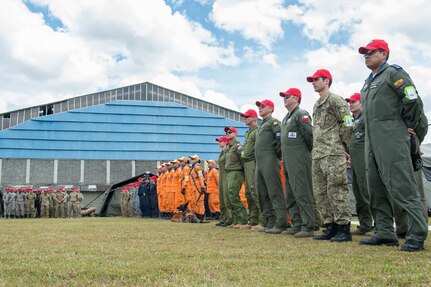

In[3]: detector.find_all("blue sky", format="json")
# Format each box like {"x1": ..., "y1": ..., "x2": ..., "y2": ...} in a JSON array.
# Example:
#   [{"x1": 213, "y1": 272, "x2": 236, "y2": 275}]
[{"x1": 1, "y1": 0, "x2": 430, "y2": 140}]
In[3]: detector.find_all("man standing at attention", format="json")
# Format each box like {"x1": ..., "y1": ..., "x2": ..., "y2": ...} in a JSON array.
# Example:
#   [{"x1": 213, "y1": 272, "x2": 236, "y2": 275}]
[
  {"x1": 358, "y1": 39, "x2": 428, "y2": 251},
  {"x1": 255, "y1": 99, "x2": 288, "y2": 234},
  {"x1": 308, "y1": 69, "x2": 354, "y2": 242},
  {"x1": 279, "y1": 88, "x2": 315, "y2": 238},
  {"x1": 240, "y1": 109, "x2": 265, "y2": 231},
  {"x1": 345, "y1": 93, "x2": 373, "y2": 235}
]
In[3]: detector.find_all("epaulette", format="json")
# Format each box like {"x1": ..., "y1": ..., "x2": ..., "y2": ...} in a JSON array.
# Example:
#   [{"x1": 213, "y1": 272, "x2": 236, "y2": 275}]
[{"x1": 391, "y1": 64, "x2": 403, "y2": 70}]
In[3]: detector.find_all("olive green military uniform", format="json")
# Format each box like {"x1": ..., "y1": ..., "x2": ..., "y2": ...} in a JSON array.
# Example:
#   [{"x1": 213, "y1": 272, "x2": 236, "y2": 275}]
[
  {"x1": 349, "y1": 113, "x2": 373, "y2": 232},
  {"x1": 225, "y1": 138, "x2": 248, "y2": 225},
  {"x1": 312, "y1": 91, "x2": 353, "y2": 225},
  {"x1": 362, "y1": 62, "x2": 428, "y2": 242},
  {"x1": 281, "y1": 106, "x2": 315, "y2": 231},
  {"x1": 241, "y1": 125, "x2": 264, "y2": 226},
  {"x1": 26, "y1": 191, "x2": 36, "y2": 218},
  {"x1": 255, "y1": 116, "x2": 287, "y2": 229},
  {"x1": 218, "y1": 149, "x2": 233, "y2": 224}
]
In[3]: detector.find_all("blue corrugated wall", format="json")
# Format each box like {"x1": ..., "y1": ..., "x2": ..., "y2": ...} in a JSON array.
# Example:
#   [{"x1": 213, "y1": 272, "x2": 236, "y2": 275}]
[{"x1": 0, "y1": 100, "x2": 247, "y2": 160}]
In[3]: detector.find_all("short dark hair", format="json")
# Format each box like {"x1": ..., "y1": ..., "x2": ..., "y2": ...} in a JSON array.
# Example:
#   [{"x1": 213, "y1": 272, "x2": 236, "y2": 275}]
[{"x1": 322, "y1": 77, "x2": 332, "y2": 87}]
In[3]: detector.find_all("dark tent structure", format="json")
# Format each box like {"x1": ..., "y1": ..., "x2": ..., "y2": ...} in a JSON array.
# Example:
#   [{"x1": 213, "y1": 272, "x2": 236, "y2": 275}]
[{"x1": 95, "y1": 172, "x2": 156, "y2": 217}]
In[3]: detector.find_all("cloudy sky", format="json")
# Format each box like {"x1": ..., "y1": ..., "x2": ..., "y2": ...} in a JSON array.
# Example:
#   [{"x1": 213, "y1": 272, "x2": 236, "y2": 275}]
[{"x1": 1, "y1": 0, "x2": 431, "y2": 140}]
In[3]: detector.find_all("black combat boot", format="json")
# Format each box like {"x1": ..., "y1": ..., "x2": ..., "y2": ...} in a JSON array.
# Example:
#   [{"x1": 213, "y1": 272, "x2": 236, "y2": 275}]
[
  {"x1": 313, "y1": 223, "x2": 338, "y2": 240},
  {"x1": 330, "y1": 223, "x2": 352, "y2": 242}
]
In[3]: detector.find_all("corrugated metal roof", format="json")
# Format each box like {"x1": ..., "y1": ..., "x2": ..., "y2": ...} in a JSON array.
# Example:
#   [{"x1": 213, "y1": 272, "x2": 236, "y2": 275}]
[{"x1": 0, "y1": 100, "x2": 247, "y2": 160}]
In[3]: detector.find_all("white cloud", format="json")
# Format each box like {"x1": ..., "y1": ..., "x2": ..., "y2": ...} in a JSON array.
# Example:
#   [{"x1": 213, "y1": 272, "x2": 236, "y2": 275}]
[
  {"x1": 262, "y1": 53, "x2": 279, "y2": 69},
  {"x1": 0, "y1": 0, "x2": 238, "y2": 113},
  {"x1": 210, "y1": 0, "x2": 289, "y2": 49}
]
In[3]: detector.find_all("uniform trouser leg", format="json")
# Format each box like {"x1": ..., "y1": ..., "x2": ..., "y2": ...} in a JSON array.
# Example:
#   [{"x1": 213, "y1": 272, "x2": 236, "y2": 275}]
[
  {"x1": 256, "y1": 158, "x2": 287, "y2": 229},
  {"x1": 222, "y1": 174, "x2": 234, "y2": 224},
  {"x1": 226, "y1": 170, "x2": 248, "y2": 225},
  {"x1": 313, "y1": 156, "x2": 351, "y2": 225},
  {"x1": 367, "y1": 150, "x2": 428, "y2": 242},
  {"x1": 256, "y1": 167, "x2": 275, "y2": 228},
  {"x1": 244, "y1": 160, "x2": 263, "y2": 226},
  {"x1": 284, "y1": 160, "x2": 315, "y2": 231},
  {"x1": 351, "y1": 167, "x2": 373, "y2": 230},
  {"x1": 395, "y1": 169, "x2": 428, "y2": 235}
]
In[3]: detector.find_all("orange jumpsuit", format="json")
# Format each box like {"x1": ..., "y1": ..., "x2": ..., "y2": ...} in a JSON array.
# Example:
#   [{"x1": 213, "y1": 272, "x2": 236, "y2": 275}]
[
  {"x1": 188, "y1": 163, "x2": 205, "y2": 215},
  {"x1": 239, "y1": 182, "x2": 248, "y2": 209},
  {"x1": 166, "y1": 168, "x2": 175, "y2": 212},
  {"x1": 158, "y1": 171, "x2": 167, "y2": 213},
  {"x1": 172, "y1": 166, "x2": 184, "y2": 211},
  {"x1": 206, "y1": 167, "x2": 220, "y2": 213}
]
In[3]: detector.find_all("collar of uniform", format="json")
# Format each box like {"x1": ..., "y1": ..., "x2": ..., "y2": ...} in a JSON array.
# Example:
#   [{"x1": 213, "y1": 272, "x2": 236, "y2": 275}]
[
  {"x1": 316, "y1": 91, "x2": 332, "y2": 107},
  {"x1": 368, "y1": 62, "x2": 388, "y2": 81},
  {"x1": 229, "y1": 138, "x2": 239, "y2": 146},
  {"x1": 287, "y1": 105, "x2": 300, "y2": 118},
  {"x1": 262, "y1": 116, "x2": 272, "y2": 123}
]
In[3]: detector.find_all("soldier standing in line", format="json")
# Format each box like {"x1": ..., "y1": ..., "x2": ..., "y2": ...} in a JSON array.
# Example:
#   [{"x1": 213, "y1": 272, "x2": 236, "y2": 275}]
[
  {"x1": 76, "y1": 189, "x2": 83, "y2": 216},
  {"x1": 224, "y1": 127, "x2": 249, "y2": 229},
  {"x1": 240, "y1": 109, "x2": 266, "y2": 231},
  {"x1": 279, "y1": 88, "x2": 316, "y2": 238},
  {"x1": 214, "y1": 136, "x2": 234, "y2": 227},
  {"x1": 69, "y1": 188, "x2": 79, "y2": 218},
  {"x1": 255, "y1": 100, "x2": 288, "y2": 234},
  {"x1": 357, "y1": 39, "x2": 428, "y2": 251},
  {"x1": 345, "y1": 93, "x2": 373, "y2": 235},
  {"x1": 55, "y1": 188, "x2": 66, "y2": 218},
  {"x1": 149, "y1": 176, "x2": 159, "y2": 218},
  {"x1": 3, "y1": 188, "x2": 11, "y2": 218},
  {"x1": 120, "y1": 187, "x2": 127, "y2": 217},
  {"x1": 308, "y1": 69, "x2": 354, "y2": 242},
  {"x1": 35, "y1": 189, "x2": 41, "y2": 218},
  {"x1": 16, "y1": 188, "x2": 25, "y2": 218},
  {"x1": 10, "y1": 189, "x2": 17, "y2": 218},
  {"x1": 50, "y1": 189, "x2": 56, "y2": 218},
  {"x1": 26, "y1": 188, "x2": 37, "y2": 218},
  {"x1": 40, "y1": 190, "x2": 50, "y2": 218}
]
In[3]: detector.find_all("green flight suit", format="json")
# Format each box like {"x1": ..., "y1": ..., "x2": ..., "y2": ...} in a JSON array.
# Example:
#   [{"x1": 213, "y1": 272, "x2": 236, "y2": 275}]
[
  {"x1": 362, "y1": 62, "x2": 428, "y2": 242},
  {"x1": 312, "y1": 91, "x2": 353, "y2": 225},
  {"x1": 349, "y1": 113, "x2": 373, "y2": 231},
  {"x1": 281, "y1": 106, "x2": 315, "y2": 231},
  {"x1": 241, "y1": 125, "x2": 264, "y2": 226},
  {"x1": 255, "y1": 116, "x2": 287, "y2": 229},
  {"x1": 225, "y1": 138, "x2": 248, "y2": 225},
  {"x1": 218, "y1": 149, "x2": 233, "y2": 224}
]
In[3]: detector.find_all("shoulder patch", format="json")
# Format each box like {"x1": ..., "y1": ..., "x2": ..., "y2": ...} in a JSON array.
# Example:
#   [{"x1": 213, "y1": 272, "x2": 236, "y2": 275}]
[
  {"x1": 273, "y1": 121, "x2": 279, "y2": 125},
  {"x1": 391, "y1": 64, "x2": 403, "y2": 70},
  {"x1": 301, "y1": 115, "x2": 310, "y2": 122},
  {"x1": 393, "y1": 78, "x2": 406, "y2": 89}
]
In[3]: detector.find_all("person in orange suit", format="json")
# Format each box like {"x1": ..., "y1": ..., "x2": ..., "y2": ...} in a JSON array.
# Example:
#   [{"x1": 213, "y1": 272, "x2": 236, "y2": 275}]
[
  {"x1": 172, "y1": 159, "x2": 185, "y2": 212},
  {"x1": 165, "y1": 162, "x2": 175, "y2": 217},
  {"x1": 206, "y1": 159, "x2": 220, "y2": 219},
  {"x1": 158, "y1": 163, "x2": 168, "y2": 218},
  {"x1": 239, "y1": 182, "x2": 248, "y2": 209},
  {"x1": 188, "y1": 155, "x2": 206, "y2": 222}
]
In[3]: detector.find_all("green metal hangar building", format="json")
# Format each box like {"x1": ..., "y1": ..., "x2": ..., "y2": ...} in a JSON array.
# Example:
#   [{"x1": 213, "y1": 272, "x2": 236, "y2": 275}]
[{"x1": 0, "y1": 82, "x2": 247, "y2": 191}]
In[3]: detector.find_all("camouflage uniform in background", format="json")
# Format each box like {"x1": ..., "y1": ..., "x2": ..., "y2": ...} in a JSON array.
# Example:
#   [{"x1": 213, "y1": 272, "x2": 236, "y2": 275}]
[
  {"x1": 9, "y1": 191, "x2": 17, "y2": 218},
  {"x1": 3, "y1": 190, "x2": 9, "y2": 218},
  {"x1": 77, "y1": 192, "x2": 83, "y2": 216},
  {"x1": 69, "y1": 191, "x2": 79, "y2": 218},
  {"x1": 41, "y1": 191, "x2": 50, "y2": 218},
  {"x1": 50, "y1": 191, "x2": 56, "y2": 218},
  {"x1": 26, "y1": 190, "x2": 37, "y2": 218},
  {"x1": 16, "y1": 190, "x2": 26, "y2": 218},
  {"x1": 312, "y1": 91, "x2": 353, "y2": 226}
]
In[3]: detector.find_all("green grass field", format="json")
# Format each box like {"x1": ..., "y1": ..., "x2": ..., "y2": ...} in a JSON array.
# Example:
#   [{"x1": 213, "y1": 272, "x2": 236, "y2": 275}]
[{"x1": 1, "y1": 218, "x2": 430, "y2": 287}]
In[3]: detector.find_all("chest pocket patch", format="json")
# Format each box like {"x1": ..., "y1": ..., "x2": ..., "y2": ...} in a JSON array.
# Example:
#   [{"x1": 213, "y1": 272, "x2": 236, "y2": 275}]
[{"x1": 288, "y1": 132, "x2": 297, "y2": 138}]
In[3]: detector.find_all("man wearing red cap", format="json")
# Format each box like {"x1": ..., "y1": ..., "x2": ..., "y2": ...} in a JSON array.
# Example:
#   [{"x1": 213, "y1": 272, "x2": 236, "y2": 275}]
[
  {"x1": 215, "y1": 136, "x2": 234, "y2": 227},
  {"x1": 240, "y1": 109, "x2": 265, "y2": 230},
  {"x1": 345, "y1": 93, "x2": 373, "y2": 235},
  {"x1": 279, "y1": 88, "x2": 315, "y2": 237},
  {"x1": 358, "y1": 39, "x2": 428, "y2": 251},
  {"x1": 308, "y1": 68, "x2": 354, "y2": 242},
  {"x1": 255, "y1": 99, "x2": 288, "y2": 234},
  {"x1": 224, "y1": 126, "x2": 249, "y2": 228}
]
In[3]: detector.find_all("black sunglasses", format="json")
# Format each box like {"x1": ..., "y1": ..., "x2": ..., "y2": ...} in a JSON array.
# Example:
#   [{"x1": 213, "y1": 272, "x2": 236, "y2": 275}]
[
  {"x1": 363, "y1": 49, "x2": 383, "y2": 56},
  {"x1": 226, "y1": 131, "x2": 234, "y2": 134}
]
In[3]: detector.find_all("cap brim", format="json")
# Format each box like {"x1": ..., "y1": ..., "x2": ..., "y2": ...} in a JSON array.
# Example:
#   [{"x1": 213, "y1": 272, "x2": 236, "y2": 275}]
[
  {"x1": 358, "y1": 45, "x2": 378, "y2": 54},
  {"x1": 306, "y1": 76, "x2": 315, "y2": 82},
  {"x1": 255, "y1": 101, "x2": 262, "y2": 107},
  {"x1": 279, "y1": 92, "x2": 288, "y2": 97}
]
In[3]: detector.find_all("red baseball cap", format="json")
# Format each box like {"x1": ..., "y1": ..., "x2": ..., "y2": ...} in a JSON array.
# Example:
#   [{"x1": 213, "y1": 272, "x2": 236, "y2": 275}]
[
  {"x1": 345, "y1": 93, "x2": 361, "y2": 102},
  {"x1": 307, "y1": 69, "x2": 332, "y2": 82},
  {"x1": 240, "y1": 109, "x2": 258, "y2": 118},
  {"x1": 151, "y1": 176, "x2": 157, "y2": 181},
  {"x1": 224, "y1": 126, "x2": 238, "y2": 134},
  {"x1": 279, "y1": 88, "x2": 302, "y2": 99},
  {"x1": 215, "y1": 136, "x2": 230, "y2": 143},
  {"x1": 255, "y1": 99, "x2": 275, "y2": 110},
  {"x1": 358, "y1": 39, "x2": 390, "y2": 54}
]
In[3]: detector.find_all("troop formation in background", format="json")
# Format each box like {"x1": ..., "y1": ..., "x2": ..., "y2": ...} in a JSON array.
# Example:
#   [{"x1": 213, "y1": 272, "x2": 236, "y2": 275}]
[
  {"x1": 210, "y1": 39, "x2": 428, "y2": 252},
  {"x1": 120, "y1": 175, "x2": 159, "y2": 218},
  {"x1": 2, "y1": 187, "x2": 83, "y2": 218}
]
